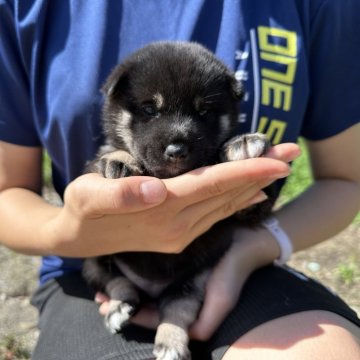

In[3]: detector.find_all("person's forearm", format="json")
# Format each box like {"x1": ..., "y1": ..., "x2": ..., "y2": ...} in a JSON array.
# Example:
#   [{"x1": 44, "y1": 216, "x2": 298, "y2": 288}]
[
  {"x1": 0, "y1": 187, "x2": 61, "y2": 255},
  {"x1": 275, "y1": 178, "x2": 360, "y2": 252}
]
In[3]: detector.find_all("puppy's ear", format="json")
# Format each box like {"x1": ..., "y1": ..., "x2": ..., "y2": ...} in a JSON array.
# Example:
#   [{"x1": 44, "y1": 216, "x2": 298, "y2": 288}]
[
  {"x1": 101, "y1": 65, "x2": 129, "y2": 98},
  {"x1": 230, "y1": 77, "x2": 244, "y2": 100}
]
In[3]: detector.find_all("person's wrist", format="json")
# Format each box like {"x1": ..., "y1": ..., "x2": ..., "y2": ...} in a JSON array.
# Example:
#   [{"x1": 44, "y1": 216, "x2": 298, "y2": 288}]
[
  {"x1": 262, "y1": 216, "x2": 293, "y2": 265},
  {"x1": 39, "y1": 205, "x2": 67, "y2": 256},
  {"x1": 233, "y1": 225, "x2": 281, "y2": 269},
  {"x1": 41, "y1": 201, "x2": 91, "y2": 257}
]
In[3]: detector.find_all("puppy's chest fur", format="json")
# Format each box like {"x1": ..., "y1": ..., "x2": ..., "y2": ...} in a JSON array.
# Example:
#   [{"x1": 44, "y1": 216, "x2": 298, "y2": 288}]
[{"x1": 109, "y1": 218, "x2": 235, "y2": 295}]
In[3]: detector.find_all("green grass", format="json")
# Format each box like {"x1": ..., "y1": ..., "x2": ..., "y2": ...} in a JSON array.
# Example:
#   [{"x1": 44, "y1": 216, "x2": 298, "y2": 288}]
[
  {"x1": 0, "y1": 335, "x2": 31, "y2": 360},
  {"x1": 354, "y1": 212, "x2": 360, "y2": 223},
  {"x1": 42, "y1": 151, "x2": 52, "y2": 187},
  {"x1": 336, "y1": 257, "x2": 360, "y2": 285},
  {"x1": 278, "y1": 138, "x2": 313, "y2": 205}
]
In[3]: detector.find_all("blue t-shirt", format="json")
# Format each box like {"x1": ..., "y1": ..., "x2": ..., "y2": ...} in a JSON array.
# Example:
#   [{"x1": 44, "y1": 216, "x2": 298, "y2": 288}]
[{"x1": 1, "y1": 0, "x2": 360, "y2": 284}]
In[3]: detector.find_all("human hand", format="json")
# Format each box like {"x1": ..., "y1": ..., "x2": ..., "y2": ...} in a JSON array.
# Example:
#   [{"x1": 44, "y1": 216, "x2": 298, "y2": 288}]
[
  {"x1": 188, "y1": 226, "x2": 277, "y2": 340},
  {"x1": 94, "y1": 143, "x2": 300, "y2": 332},
  {"x1": 45, "y1": 143, "x2": 299, "y2": 257}
]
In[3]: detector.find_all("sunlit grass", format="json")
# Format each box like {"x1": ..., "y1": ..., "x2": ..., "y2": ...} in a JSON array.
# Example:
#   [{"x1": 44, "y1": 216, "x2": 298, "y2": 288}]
[
  {"x1": 0, "y1": 335, "x2": 31, "y2": 360},
  {"x1": 278, "y1": 138, "x2": 313, "y2": 204},
  {"x1": 42, "y1": 151, "x2": 52, "y2": 187},
  {"x1": 336, "y1": 256, "x2": 360, "y2": 285}
]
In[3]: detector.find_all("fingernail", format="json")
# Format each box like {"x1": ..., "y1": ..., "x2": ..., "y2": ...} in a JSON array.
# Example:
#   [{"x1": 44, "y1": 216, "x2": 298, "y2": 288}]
[
  {"x1": 248, "y1": 191, "x2": 268, "y2": 206},
  {"x1": 140, "y1": 179, "x2": 167, "y2": 204}
]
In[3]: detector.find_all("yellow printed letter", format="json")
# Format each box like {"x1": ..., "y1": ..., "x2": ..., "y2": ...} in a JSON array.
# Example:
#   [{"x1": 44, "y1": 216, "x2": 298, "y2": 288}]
[
  {"x1": 258, "y1": 26, "x2": 297, "y2": 57},
  {"x1": 262, "y1": 79, "x2": 292, "y2": 111}
]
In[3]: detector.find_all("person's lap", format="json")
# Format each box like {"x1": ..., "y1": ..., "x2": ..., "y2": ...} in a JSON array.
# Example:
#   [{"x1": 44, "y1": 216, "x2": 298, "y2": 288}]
[
  {"x1": 222, "y1": 310, "x2": 360, "y2": 359},
  {"x1": 31, "y1": 266, "x2": 360, "y2": 360}
]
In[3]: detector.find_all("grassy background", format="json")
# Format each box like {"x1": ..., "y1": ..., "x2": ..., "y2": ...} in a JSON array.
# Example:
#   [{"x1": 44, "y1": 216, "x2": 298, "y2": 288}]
[
  {"x1": 42, "y1": 152, "x2": 52, "y2": 187},
  {"x1": 278, "y1": 138, "x2": 313, "y2": 203}
]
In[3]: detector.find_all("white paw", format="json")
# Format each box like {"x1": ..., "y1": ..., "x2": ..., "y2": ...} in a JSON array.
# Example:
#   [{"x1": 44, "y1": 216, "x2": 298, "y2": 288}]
[
  {"x1": 222, "y1": 133, "x2": 270, "y2": 161},
  {"x1": 153, "y1": 344, "x2": 191, "y2": 360},
  {"x1": 154, "y1": 323, "x2": 191, "y2": 360},
  {"x1": 98, "y1": 150, "x2": 142, "y2": 178},
  {"x1": 105, "y1": 300, "x2": 135, "y2": 334}
]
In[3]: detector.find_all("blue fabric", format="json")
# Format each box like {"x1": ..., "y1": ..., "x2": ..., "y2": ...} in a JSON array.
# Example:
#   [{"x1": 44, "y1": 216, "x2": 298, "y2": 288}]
[{"x1": 1, "y1": 0, "x2": 359, "y2": 284}]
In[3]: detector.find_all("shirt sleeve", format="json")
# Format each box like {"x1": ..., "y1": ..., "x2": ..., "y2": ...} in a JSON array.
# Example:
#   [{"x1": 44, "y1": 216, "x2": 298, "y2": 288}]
[
  {"x1": 301, "y1": 0, "x2": 360, "y2": 140},
  {"x1": 0, "y1": 0, "x2": 41, "y2": 146}
]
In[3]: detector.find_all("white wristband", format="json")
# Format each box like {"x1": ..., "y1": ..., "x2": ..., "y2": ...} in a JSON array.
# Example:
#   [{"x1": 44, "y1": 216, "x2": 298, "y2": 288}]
[{"x1": 262, "y1": 216, "x2": 293, "y2": 266}]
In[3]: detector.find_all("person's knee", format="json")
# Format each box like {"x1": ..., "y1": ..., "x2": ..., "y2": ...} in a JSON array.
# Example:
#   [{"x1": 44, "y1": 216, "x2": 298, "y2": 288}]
[{"x1": 221, "y1": 310, "x2": 360, "y2": 360}]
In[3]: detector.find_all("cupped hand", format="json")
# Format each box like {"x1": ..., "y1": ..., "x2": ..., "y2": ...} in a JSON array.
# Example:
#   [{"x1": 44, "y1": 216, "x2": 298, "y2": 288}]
[
  {"x1": 94, "y1": 142, "x2": 300, "y2": 337},
  {"x1": 47, "y1": 142, "x2": 299, "y2": 257}
]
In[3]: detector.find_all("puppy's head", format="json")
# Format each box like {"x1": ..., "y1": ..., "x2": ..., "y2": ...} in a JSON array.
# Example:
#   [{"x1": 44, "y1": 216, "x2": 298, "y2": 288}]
[{"x1": 102, "y1": 42, "x2": 243, "y2": 178}]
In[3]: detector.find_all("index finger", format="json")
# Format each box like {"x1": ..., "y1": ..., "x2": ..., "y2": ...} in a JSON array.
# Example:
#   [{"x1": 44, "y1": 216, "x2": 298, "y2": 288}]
[
  {"x1": 163, "y1": 156, "x2": 291, "y2": 208},
  {"x1": 265, "y1": 142, "x2": 301, "y2": 162}
]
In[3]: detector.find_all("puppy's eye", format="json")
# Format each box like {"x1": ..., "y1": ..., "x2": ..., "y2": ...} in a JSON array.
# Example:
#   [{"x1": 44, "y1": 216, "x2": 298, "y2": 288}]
[
  {"x1": 199, "y1": 109, "x2": 208, "y2": 116},
  {"x1": 142, "y1": 104, "x2": 159, "y2": 117}
]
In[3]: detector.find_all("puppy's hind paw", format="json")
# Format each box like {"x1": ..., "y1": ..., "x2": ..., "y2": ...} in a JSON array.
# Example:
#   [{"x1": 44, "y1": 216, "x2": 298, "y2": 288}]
[
  {"x1": 154, "y1": 323, "x2": 191, "y2": 360},
  {"x1": 221, "y1": 133, "x2": 270, "y2": 161},
  {"x1": 153, "y1": 344, "x2": 191, "y2": 360},
  {"x1": 105, "y1": 300, "x2": 135, "y2": 334}
]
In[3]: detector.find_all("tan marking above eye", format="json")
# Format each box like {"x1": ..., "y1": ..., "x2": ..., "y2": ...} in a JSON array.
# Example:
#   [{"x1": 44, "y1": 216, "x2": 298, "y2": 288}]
[{"x1": 153, "y1": 92, "x2": 164, "y2": 109}]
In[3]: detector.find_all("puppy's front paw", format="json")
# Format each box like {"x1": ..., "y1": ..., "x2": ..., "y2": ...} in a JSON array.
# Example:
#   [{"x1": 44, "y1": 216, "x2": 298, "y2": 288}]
[
  {"x1": 221, "y1": 133, "x2": 270, "y2": 161},
  {"x1": 154, "y1": 323, "x2": 191, "y2": 360},
  {"x1": 105, "y1": 300, "x2": 136, "y2": 334},
  {"x1": 98, "y1": 150, "x2": 142, "y2": 178},
  {"x1": 99, "y1": 158, "x2": 130, "y2": 179}
]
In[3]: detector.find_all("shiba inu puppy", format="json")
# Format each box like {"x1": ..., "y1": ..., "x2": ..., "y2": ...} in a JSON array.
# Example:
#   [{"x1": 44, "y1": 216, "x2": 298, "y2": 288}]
[{"x1": 83, "y1": 42, "x2": 271, "y2": 360}]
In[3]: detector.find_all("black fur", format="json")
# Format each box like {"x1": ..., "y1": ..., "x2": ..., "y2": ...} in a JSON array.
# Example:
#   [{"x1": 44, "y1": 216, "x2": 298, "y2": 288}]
[{"x1": 83, "y1": 42, "x2": 272, "y2": 360}]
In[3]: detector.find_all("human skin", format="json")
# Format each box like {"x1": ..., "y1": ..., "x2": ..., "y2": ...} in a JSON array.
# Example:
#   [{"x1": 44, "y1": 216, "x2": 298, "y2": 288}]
[{"x1": 0, "y1": 142, "x2": 297, "y2": 257}]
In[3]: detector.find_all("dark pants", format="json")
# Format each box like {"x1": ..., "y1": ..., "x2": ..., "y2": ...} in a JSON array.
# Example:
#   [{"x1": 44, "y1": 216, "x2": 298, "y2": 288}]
[{"x1": 31, "y1": 266, "x2": 360, "y2": 360}]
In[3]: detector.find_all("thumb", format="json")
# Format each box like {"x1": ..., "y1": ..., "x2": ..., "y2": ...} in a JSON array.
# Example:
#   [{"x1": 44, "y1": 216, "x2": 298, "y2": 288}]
[
  {"x1": 189, "y1": 279, "x2": 241, "y2": 341},
  {"x1": 188, "y1": 248, "x2": 247, "y2": 340},
  {"x1": 65, "y1": 173, "x2": 167, "y2": 217}
]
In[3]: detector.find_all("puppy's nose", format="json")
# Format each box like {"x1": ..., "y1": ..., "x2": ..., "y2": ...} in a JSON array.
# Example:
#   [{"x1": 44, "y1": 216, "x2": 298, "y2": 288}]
[{"x1": 164, "y1": 143, "x2": 189, "y2": 161}]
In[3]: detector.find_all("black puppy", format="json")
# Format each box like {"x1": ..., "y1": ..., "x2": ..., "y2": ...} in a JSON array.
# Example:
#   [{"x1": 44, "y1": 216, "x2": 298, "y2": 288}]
[{"x1": 83, "y1": 42, "x2": 271, "y2": 360}]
